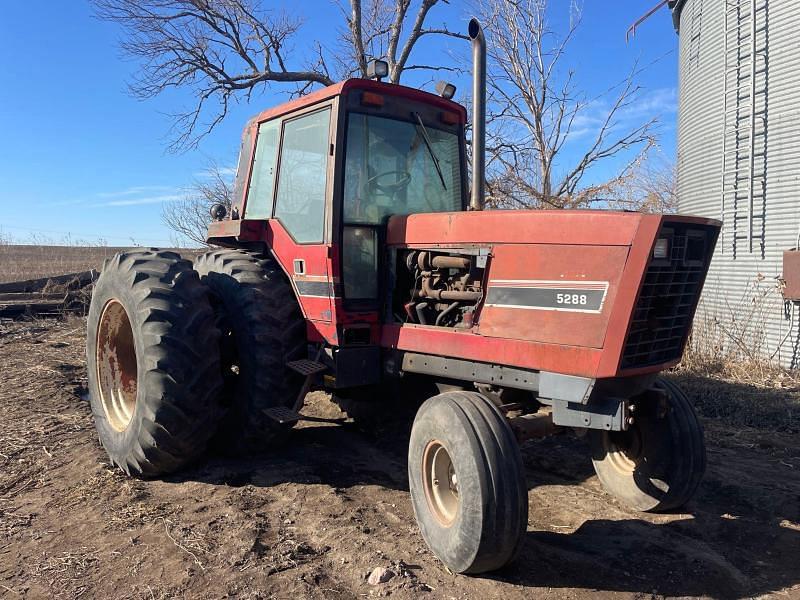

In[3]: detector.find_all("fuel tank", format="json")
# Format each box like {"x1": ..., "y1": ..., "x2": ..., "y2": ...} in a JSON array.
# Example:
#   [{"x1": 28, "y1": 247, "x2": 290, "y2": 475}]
[{"x1": 385, "y1": 210, "x2": 720, "y2": 377}]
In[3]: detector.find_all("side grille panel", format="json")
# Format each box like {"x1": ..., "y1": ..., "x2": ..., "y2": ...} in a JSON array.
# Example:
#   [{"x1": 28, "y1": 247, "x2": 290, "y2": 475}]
[{"x1": 621, "y1": 223, "x2": 716, "y2": 369}]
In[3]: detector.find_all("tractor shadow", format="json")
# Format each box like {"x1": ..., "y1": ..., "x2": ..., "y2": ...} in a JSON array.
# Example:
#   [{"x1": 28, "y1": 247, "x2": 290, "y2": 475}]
[
  {"x1": 169, "y1": 394, "x2": 800, "y2": 599},
  {"x1": 495, "y1": 508, "x2": 800, "y2": 599},
  {"x1": 179, "y1": 419, "x2": 414, "y2": 492}
]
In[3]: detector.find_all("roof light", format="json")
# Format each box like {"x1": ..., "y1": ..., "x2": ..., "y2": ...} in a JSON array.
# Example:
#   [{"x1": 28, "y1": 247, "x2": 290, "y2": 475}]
[
  {"x1": 435, "y1": 81, "x2": 457, "y2": 100},
  {"x1": 366, "y1": 59, "x2": 389, "y2": 82}
]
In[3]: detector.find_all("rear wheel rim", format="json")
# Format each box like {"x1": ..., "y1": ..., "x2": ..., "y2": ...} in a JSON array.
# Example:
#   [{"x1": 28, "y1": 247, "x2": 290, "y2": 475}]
[
  {"x1": 96, "y1": 299, "x2": 138, "y2": 432},
  {"x1": 422, "y1": 440, "x2": 459, "y2": 526}
]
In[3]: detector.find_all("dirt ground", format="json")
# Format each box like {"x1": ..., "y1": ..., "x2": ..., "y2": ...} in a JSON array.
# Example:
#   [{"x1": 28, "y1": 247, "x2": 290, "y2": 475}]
[
  {"x1": 1, "y1": 316, "x2": 798, "y2": 599},
  {"x1": 0, "y1": 246, "x2": 196, "y2": 284}
]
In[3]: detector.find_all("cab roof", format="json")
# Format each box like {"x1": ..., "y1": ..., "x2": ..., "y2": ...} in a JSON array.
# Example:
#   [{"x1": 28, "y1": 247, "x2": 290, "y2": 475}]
[{"x1": 247, "y1": 78, "x2": 468, "y2": 127}]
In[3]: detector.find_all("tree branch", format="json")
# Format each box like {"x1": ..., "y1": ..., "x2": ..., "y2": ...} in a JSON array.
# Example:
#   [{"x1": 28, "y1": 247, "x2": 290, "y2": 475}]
[
  {"x1": 480, "y1": 0, "x2": 659, "y2": 209},
  {"x1": 95, "y1": 0, "x2": 461, "y2": 150}
]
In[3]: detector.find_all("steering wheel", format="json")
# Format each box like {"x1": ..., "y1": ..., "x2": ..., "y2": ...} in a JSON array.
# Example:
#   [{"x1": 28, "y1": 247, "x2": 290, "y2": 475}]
[{"x1": 367, "y1": 169, "x2": 412, "y2": 195}]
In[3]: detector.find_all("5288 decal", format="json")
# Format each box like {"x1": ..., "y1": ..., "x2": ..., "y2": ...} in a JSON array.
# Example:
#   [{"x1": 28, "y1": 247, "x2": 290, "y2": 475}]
[
  {"x1": 485, "y1": 280, "x2": 610, "y2": 313},
  {"x1": 556, "y1": 293, "x2": 588, "y2": 306}
]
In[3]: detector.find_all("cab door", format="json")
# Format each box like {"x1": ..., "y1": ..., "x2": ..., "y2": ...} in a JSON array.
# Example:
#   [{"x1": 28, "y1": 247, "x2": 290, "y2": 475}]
[{"x1": 254, "y1": 103, "x2": 336, "y2": 327}]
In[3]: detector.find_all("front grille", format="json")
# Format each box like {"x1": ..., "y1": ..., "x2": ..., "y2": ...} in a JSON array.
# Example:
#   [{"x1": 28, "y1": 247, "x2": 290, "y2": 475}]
[{"x1": 620, "y1": 223, "x2": 716, "y2": 369}]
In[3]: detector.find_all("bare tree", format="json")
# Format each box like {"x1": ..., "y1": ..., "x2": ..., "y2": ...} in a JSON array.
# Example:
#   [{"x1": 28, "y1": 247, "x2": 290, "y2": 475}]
[
  {"x1": 333, "y1": 0, "x2": 466, "y2": 81},
  {"x1": 480, "y1": 0, "x2": 658, "y2": 209},
  {"x1": 95, "y1": 0, "x2": 466, "y2": 150},
  {"x1": 162, "y1": 163, "x2": 234, "y2": 245},
  {"x1": 607, "y1": 154, "x2": 678, "y2": 214}
]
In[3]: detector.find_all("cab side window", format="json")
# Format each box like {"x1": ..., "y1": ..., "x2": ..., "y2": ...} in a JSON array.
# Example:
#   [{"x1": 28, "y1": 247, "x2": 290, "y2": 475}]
[
  {"x1": 244, "y1": 120, "x2": 280, "y2": 219},
  {"x1": 231, "y1": 127, "x2": 255, "y2": 211},
  {"x1": 274, "y1": 108, "x2": 331, "y2": 243}
]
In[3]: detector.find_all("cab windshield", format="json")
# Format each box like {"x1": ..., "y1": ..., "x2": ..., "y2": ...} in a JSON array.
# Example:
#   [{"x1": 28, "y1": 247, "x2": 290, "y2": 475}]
[{"x1": 343, "y1": 113, "x2": 463, "y2": 224}]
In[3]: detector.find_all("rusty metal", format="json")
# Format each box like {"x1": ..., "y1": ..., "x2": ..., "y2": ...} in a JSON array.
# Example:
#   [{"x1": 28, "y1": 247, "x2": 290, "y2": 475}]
[
  {"x1": 96, "y1": 299, "x2": 138, "y2": 432},
  {"x1": 416, "y1": 251, "x2": 471, "y2": 271},
  {"x1": 431, "y1": 254, "x2": 471, "y2": 269},
  {"x1": 0, "y1": 292, "x2": 65, "y2": 302},
  {"x1": 418, "y1": 276, "x2": 482, "y2": 302},
  {"x1": 782, "y1": 250, "x2": 800, "y2": 301},
  {"x1": 0, "y1": 270, "x2": 97, "y2": 294},
  {"x1": 434, "y1": 301, "x2": 460, "y2": 326},
  {"x1": 431, "y1": 255, "x2": 471, "y2": 269},
  {"x1": 411, "y1": 251, "x2": 481, "y2": 311},
  {"x1": 508, "y1": 408, "x2": 558, "y2": 442},
  {"x1": 0, "y1": 271, "x2": 98, "y2": 318},
  {"x1": 0, "y1": 297, "x2": 92, "y2": 318}
]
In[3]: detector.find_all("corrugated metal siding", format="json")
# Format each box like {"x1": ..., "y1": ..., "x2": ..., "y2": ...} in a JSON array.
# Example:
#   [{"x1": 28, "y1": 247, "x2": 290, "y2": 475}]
[{"x1": 676, "y1": 0, "x2": 800, "y2": 368}]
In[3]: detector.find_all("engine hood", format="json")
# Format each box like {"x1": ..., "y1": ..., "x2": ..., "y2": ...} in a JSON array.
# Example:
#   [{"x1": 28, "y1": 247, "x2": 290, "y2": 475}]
[
  {"x1": 387, "y1": 209, "x2": 658, "y2": 247},
  {"x1": 383, "y1": 209, "x2": 720, "y2": 377}
]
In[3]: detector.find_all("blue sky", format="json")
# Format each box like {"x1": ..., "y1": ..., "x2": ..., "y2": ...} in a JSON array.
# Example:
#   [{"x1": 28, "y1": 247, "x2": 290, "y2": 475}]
[{"x1": 0, "y1": 1, "x2": 679, "y2": 247}]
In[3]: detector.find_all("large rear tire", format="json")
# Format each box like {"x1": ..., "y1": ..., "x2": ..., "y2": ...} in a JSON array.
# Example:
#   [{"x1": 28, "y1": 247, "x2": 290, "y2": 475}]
[
  {"x1": 589, "y1": 378, "x2": 706, "y2": 512},
  {"x1": 194, "y1": 249, "x2": 306, "y2": 454},
  {"x1": 408, "y1": 391, "x2": 528, "y2": 574},
  {"x1": 86, "y1": 249, "x2": 223, "y2": 477}
]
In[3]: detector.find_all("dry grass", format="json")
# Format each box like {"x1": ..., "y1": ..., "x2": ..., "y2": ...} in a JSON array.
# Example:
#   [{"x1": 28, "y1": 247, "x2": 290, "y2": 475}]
[
  {"x1": 678, "y1": 339, "x2": 800, "y2": 388},
  {"x1": 674, "y1": 334, "x2": 800, "y2": 433},
  {"x1": 33, "y1": 547, "x2": 101, "y2": 598},
  {"x1": 670, "y1": 276, "x2": 800, "y2": 432}
]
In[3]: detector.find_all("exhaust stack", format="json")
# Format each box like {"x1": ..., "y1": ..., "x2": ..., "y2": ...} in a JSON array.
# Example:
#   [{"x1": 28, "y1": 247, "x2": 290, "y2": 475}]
[{"x1": 468, "y1": 18, "x2": 486, "y2": 211}]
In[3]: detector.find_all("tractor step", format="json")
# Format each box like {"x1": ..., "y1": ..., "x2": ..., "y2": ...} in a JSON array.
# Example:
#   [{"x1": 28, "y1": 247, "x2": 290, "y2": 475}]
[
  {"x1": 287, "y1": 359, "x2": 327, "y2": 377},
  {"x1": 263, "y1": 406, "x2": 303, "y2": 424},
  {"x1": 263, "y1": 406, "x2": 348, "y2": 426}
]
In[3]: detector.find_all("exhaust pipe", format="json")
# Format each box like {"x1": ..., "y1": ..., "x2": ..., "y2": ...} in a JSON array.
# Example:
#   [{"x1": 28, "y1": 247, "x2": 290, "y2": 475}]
[{"x1": 468, "y1": 18, "x2": 486, "y2": 211}]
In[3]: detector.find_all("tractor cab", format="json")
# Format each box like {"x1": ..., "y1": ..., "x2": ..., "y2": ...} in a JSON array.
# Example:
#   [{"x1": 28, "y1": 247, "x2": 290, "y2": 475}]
[{"x1": 207, "y1": 77, "x2": 469, "y2": 345}]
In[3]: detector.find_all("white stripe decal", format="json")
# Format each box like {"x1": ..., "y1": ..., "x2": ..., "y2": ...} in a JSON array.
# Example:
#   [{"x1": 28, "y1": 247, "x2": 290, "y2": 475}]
[{"x1": 485, "y1": 280, "x2": 610, "y2": 313}]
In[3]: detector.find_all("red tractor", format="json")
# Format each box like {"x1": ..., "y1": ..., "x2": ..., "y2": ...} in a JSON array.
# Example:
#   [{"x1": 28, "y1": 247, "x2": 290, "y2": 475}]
[{"x1": 87, "y1": 19, "x2": 719, "y2": 574}]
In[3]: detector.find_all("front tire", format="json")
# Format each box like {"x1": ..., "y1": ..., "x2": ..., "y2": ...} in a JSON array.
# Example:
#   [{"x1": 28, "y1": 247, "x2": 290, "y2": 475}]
[
  {"x1": 408, "y1": 391, "x2": 528, "y2": 574},
  {"x1": 194, "y1": 249, "x2": 306, "y2": 454},
  {"x1": 589, "y1": 378, "x2": 706, "y2": 512},
  {"x1": 86, "y1": 249, "x2": 223, "y2": 477}
]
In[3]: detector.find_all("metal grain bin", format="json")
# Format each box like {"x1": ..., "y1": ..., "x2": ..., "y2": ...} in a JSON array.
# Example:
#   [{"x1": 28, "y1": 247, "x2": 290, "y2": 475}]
[{"x1": 672, "y1": 0, "x2": 800, "y2": 367}]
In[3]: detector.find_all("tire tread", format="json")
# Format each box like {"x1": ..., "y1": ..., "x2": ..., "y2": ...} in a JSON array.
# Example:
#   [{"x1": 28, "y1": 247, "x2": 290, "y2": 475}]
[
  {"x1": 194, "y1": 248, "x2": 306, "y2": 453},
  {"x1": 409, "y1": 391, "x2": 528, "y2": 574},
  {"x1": 87, "y1": 249, "x2": 223, "y2": 477}
]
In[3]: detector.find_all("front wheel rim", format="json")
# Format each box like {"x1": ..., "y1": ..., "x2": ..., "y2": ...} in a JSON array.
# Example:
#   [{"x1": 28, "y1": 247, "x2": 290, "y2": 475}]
[
  {"x1": 96, "y1": 299, "x2": 138, "y2": 432},
  {"x1": 604, "y1": 427, "x2": 644, "y2": 475},
  {"x1": 422, "y1": 440, "x2": 459, "y2": 526}
]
